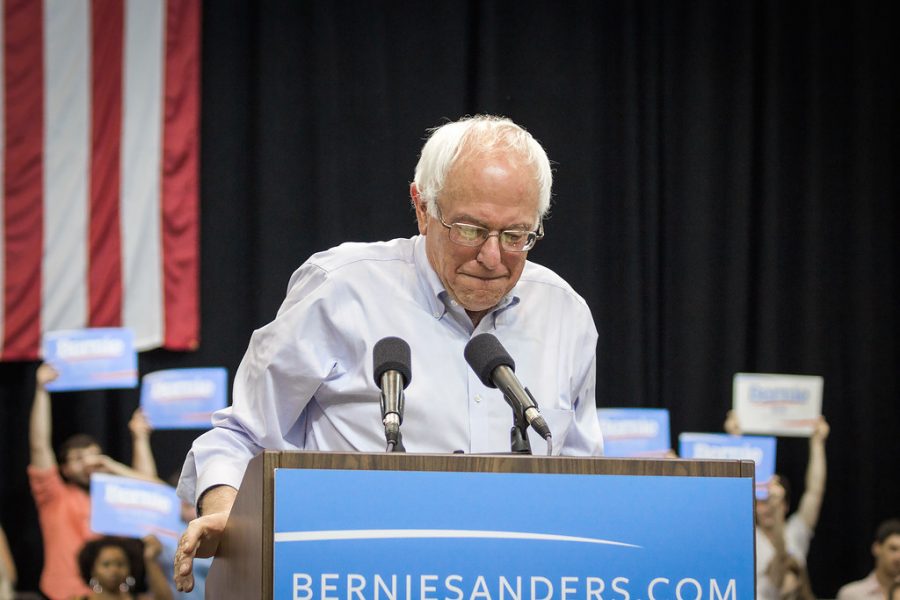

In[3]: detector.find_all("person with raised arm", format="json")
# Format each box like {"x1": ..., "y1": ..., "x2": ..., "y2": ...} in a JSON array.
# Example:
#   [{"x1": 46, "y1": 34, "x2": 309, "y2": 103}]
[
  {"x1": 28, "y1": 363, "x2": 159, "y2": 600},
  {"x1": 726, "y1": 410, "x2": 829, "y2": 599}
]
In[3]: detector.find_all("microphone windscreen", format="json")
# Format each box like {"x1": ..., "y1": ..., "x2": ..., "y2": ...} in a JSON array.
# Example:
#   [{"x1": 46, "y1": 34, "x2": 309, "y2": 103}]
[
  {"x1": 464, "y1": 333, "x2": 515, "y2": 388},
  {"x1": 373, "y1": 337, "x2": 412, "y2": 387}
]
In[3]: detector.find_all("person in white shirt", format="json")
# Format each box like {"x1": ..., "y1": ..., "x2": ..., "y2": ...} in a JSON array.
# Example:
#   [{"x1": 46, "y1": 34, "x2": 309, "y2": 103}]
[
  {"x1": 726, "y1": 411, "x2": 829, "y2": 599},
  {"x1": 837, "y1": 518, "x2": 900, "y2": 600}
]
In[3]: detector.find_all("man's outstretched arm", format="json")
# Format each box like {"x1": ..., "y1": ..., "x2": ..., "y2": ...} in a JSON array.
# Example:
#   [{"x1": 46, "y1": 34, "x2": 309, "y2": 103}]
[
  {"x1": 796, "y1": 416, "x2": 829, "y2": 530},
  {"x1": 29, "y1": 364, "x2": 59, "y2": 469},
  {"x1": 128, "y1": 408, "x2": 159, "y2": 479}
]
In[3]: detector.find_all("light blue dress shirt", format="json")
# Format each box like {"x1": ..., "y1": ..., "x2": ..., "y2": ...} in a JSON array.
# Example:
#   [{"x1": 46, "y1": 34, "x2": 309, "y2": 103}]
[{"x1": 178, "y1": 235, "x2": 603, "y2": 503}]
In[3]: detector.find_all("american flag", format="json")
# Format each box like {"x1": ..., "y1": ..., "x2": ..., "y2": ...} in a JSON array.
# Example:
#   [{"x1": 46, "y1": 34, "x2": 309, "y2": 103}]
[{"x1": 1, "y1": 0, "x2": 200, "y2": 361}]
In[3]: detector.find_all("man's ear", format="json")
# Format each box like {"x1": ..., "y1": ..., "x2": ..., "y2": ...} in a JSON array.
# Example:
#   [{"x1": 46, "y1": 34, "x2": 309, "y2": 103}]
[{"x1": 410, "y1": 183, "x2": 428, "y2": 235}]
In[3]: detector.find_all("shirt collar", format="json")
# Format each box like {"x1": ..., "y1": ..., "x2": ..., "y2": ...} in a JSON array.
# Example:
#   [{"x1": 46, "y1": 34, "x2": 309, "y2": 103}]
[
  {"x1": 413, "y1": 234, "x2": 521, "y2": 322},
  {"x1": 862, "y1": 571, "x2": 882, "y2": 592}
]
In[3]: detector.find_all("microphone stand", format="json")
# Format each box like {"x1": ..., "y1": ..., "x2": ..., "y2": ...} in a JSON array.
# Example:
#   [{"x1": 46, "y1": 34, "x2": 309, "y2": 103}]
[
  {"x1": 380, "y1": 370, "x2": 407, "y2": 453},
  {"x1": 387, "y1": 431, "x2": 406, "y2": 453},
  {"x1": 505, "y1": 392, "x2": 532, "y2": 454}
]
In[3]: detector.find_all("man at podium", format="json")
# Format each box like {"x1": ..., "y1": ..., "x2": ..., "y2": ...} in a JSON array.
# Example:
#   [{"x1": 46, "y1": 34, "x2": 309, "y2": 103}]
[{"x1": 173, "y1": 115, "x2": 604, "y2": 592}]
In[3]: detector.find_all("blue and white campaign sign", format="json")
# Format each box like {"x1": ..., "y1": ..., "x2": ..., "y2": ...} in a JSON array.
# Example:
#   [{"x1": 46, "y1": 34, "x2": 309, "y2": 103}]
[
  {"x1": 42, "y1": 328, "x2": 137, "y2": 391},
  {"x1": 273, "y1": 468, "x2": 754, "y2": 600},
  {"x1": 89, "y1": 474, "x2": 182, "y2": 550},
  {"x1": 140, "y1": 368, "x2": 227, "y2": 429},
  {"x1": 597, "y1": 408, "x2": 671, "y2": 457},
  {"x1": 733, "y1": 372, "x2": 824, "y2": 437},
  {"x1": 679, "y1": 432, "x2": 777, "y2": 499}
]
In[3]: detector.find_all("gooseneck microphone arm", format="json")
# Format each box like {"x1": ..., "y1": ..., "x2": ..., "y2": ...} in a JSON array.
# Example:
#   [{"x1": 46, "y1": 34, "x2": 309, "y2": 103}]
[
  {"x1": 464, "y1": 333, "x2": 553, "y2": 456},
  {"x1": 379, "y1": 369, "x2": 405, "y2": 452}
]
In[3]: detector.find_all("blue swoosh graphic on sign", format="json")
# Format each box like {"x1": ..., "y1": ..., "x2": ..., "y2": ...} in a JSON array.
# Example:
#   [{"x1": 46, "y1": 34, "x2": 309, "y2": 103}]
[{"x1": 273, "y1": 529, "x2": 641, "y2": 548}]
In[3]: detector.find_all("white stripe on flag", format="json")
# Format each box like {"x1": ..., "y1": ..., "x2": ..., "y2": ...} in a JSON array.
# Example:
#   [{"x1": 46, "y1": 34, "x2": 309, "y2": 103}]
[
  {"x1": 121, "y1": 0, "x2": 165, "y2": 349},
  {"x1": 43, "y1": 0, "x2": 90, "y2": 334}
]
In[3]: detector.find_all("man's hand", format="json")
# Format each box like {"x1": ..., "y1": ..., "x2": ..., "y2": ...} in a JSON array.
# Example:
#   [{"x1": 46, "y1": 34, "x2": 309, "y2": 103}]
[
  {"x1": 36, "y1": 363, "x2": 59, "y2": 389},
  {"x1": 174, "y1": 484, "x2": 237, "y2": 593},
  {"x1": 724, "y1": 410, "x2": 742, "y2": 435},
  {"x1": 129, "y1": 408, "x2": 152, "y2": 439},
  {"x1": 81, "y1": 453, "x2": 117, "y2": 476},
  {"x1": 174, "y1": 511, "x2": 229, "y2": 592},
  {"x1": 810, "y1": 415, "x2": 830, "y2": 443}
]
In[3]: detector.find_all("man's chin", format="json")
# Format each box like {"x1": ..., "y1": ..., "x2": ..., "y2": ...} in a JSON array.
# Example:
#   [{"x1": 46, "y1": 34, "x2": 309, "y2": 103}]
[{"x1": 458, "y1": 293, "x2": 504, "y2": 314}]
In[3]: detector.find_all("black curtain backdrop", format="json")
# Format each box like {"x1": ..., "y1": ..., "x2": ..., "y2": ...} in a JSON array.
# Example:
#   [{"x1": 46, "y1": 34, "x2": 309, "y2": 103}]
[{"x1": 1, "y1": 1, "x2": 897, "y2": 595}]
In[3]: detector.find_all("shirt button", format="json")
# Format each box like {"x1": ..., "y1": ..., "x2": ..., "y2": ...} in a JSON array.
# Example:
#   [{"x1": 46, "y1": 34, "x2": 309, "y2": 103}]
[{"x1": 474, "y1": 394, "x2": 482, "y2": 403}]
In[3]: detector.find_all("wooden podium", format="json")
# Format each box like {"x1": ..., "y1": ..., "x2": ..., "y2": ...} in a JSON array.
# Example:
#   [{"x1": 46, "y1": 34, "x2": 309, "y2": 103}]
[{"x1": 206, "y1": 451, "x2": 755, "y2": 599}]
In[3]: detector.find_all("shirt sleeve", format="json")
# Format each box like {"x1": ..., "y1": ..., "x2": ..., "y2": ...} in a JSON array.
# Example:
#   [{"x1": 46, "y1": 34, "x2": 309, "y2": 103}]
[
  {"x1": 178, "y1": 262, "x2": 340, "y2": 504},
  {"x1": 558, "y1": 305, "x2": 604, "y2": 457},
  {"x1": 27, "y1": 464, "x2": 64, "y2": 507},
  {"x1": 784, "y1": 512, "x2": 814, "y2": 565}
]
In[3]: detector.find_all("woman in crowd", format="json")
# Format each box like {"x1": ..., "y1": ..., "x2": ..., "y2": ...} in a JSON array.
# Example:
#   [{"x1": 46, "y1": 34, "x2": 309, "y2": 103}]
[{"x1": 74, "y1": 536, "x2": 172, "y2": 600}]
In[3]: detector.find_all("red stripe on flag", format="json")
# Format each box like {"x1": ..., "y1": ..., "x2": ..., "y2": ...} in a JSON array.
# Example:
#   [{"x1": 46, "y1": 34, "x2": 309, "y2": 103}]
[
  {"x1": 2, "y1": 0, "x2": 44, "y2": 360},
  {"x1": 161, "y1": 0, "x2": 201, "y2": 350},
  {"x1": 88, "y1": 0, "x2": 124, "y2": 327}
]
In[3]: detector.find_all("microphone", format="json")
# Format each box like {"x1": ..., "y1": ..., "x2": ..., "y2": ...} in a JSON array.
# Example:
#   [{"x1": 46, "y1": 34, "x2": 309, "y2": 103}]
[
  {"x1": 373, "y1": 336, "x2": 412, "y2": 451},
  {"x1": 463, "y1": 333, "x2": 552, "y2": 441}
]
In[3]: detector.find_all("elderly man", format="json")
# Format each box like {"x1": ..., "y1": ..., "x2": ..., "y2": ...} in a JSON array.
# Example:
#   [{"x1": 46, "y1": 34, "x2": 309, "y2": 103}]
[{"x1": 174, "y1": 115, "x2": 604, "y2": 592}]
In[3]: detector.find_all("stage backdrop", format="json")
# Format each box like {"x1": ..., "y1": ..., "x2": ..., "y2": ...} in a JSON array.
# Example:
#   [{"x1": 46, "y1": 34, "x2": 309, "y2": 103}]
[{"x1": 0, "y1": 1, "x2": 897, "y2": 597}]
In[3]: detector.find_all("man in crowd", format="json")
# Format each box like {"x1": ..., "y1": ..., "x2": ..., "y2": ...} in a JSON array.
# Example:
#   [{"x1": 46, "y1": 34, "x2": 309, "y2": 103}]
[
  {"x1": 174, "y1": 115, "x2": 604, "y2": 592},
  {"x1": 837, "y1": 518, "x2": 900, "y2": 600},
  {"x1": 28, "y1": 364, "x2": 156, "y2": 600}
]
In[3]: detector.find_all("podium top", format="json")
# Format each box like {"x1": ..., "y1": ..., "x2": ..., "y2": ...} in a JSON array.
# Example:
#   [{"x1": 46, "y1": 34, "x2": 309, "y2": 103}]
[{"x1": 258, "y1": 449, "x2": 754, "y2": 478}]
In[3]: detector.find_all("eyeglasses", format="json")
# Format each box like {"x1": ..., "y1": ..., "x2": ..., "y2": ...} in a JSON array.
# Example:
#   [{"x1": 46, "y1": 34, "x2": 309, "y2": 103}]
[{"x1": 435, "y1": 205, "x2": 544, "y2": 252}]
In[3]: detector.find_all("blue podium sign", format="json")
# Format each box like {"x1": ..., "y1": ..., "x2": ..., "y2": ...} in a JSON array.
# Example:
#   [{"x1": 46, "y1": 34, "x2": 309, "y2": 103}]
[{"x1": 273, "y1": 468, "x2": 753, "y2": 599}]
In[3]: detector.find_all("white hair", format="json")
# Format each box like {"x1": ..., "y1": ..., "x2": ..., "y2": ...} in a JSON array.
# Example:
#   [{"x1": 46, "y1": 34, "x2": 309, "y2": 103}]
[{"x1": 412, "y1": 115, "x2": 553, "y2": 221}]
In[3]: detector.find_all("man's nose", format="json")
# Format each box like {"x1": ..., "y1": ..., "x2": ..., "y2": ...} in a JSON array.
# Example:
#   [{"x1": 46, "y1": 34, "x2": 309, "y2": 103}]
[{"x1": 476, "y1": 234, "x2": 502, "y2": 268}]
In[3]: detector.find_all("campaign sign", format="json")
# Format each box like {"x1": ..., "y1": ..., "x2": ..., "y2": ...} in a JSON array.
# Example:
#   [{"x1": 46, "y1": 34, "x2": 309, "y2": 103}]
[
  {"x1": 733, "y1": 373, "x2": 823, "y2": 437},
  {"x1": 679, "y1": 432, "x2": 776, "y2": 499},
  {"x1": 140, "y1": 368, "x2": 227, "y2": 429},
  {"x1": 42, "y1": 328, "x2": 137, "y2": 391},
  {"x1": 597, "y1": 408, "x2": 671, "y2": 457},
  {"x1": 274, "y1": 468, "x2": 754, "y2": 600},
  {"x1": 89, "y1": 474, "x2": 182, "y2": 550}
]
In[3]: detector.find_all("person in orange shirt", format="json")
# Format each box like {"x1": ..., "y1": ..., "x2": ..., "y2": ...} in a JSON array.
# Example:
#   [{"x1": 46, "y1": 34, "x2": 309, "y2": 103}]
[{"x1": 28, "y1": 363, "x2": 157, "y2": 600}]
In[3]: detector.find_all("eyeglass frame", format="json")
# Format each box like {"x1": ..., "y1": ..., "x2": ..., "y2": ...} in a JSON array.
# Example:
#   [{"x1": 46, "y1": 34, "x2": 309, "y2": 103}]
[{"x1": 433, "y1": 204, "x2": 545, "y2": 252}]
